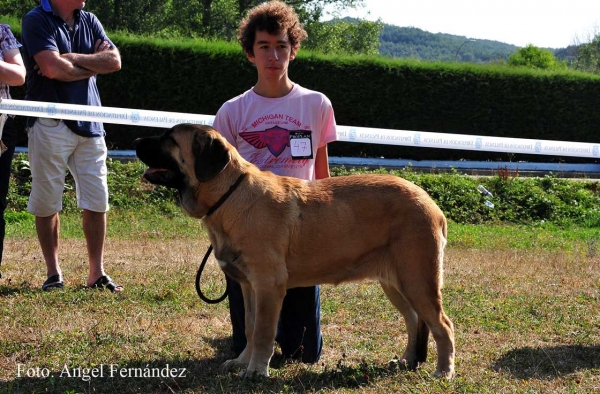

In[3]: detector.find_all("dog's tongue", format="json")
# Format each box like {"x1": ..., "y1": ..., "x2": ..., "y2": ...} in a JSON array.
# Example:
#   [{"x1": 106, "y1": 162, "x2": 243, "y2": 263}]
[{"x1": 142, "y1": 168, "x2": 166, "y2": 179}]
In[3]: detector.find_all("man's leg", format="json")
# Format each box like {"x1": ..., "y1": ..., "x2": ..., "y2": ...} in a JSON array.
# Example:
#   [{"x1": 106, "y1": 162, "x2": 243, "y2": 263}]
[
  {"x1": 35, "y1": 213, "x2": 61, "y2": 278},
  {"x1": 276, "y1": 285, "x2": 323, "y2": 363},
  {"x1": 67, "y1": 134, "x2": 121, "y2": 291},
  {"x1": 83, "y1": 209, "x2": 108, "y2": 287},
  {"x1": 27, "y1": 119, "x2": 73, "y2": 288},
  {"x1": 82, "y1": 208, "x2": 122, "y2": 292}
]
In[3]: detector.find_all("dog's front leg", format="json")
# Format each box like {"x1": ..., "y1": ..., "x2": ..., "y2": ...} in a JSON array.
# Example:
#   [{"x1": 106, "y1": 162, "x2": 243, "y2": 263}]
[
  {"x1": 221, "y1": 283, "x2": 255, "y2": 372},
  {"x1": 242, "y1": 282, "x2": 286, "y2": 378}
]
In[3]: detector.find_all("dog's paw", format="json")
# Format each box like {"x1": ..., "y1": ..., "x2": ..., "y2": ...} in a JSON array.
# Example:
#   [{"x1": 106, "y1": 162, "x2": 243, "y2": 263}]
[
  {"x1": 239, "y1": 367, "x2": 269, "y2": 379},
  {"x1": 221, "y1": 358, "x2": 248, "y2": 373},
  {"x1": 430, "y1": 368, "x2": 454, "y2": 379}
]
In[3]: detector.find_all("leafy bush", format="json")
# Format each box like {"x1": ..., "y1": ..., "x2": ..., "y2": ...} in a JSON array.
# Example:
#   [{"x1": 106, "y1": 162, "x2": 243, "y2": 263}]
[
  {"x1": 508, "y1": 44, "x2": 567, "y2": 70},
  {"x1": 332, "y1": 166, "x2": 600, "y2": 226}
]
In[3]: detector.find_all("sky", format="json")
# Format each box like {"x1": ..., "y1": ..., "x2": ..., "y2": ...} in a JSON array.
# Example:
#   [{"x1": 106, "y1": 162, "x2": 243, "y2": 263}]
[{"x1": 326, "y1": 0, "x2": 600, "y2": 48}]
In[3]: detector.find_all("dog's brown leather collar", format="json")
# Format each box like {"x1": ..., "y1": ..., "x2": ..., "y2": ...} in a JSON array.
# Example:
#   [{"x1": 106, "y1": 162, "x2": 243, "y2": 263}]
[{"x1": 204, "y1": 173, "x2": 247, "y2": 217}]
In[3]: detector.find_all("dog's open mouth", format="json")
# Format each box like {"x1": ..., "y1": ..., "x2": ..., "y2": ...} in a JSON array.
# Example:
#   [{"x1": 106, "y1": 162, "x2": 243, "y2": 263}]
[{"x1": 142, "y1": 167, "x2": 182, "y2": 189}]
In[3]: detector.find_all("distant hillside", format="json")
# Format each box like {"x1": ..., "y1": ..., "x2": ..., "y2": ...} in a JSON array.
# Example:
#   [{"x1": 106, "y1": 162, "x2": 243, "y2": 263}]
[
  {"x1": 379, "y1": 24, "x2": 519, "y2": 62},
  {"x1": 554, "y1": 45, "x2": 579, "y2": 65},
  {"x1": 337, "y1": 18, "x2": 574, "y2": 63}
]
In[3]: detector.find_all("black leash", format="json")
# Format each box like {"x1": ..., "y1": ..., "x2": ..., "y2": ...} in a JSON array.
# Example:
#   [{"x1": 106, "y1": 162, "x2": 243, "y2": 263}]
[
  {"x1": 195, "y1": 173, "x2": 246, "y2": 304},
  {"x1": 195, "y1": 244, "x2": 228, "y2": 304}
]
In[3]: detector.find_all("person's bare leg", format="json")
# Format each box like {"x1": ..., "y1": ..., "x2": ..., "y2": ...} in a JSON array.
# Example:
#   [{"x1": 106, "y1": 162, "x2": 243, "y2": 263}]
[
  {"x1": 36, "y1": 213, "x2": 61, "y2": 278},
  {"x1": 83, "y1": 210, "x2": 111, "y2": 287}
]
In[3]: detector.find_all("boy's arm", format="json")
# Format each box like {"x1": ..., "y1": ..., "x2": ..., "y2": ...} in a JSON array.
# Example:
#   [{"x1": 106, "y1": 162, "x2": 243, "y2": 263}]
[{"x1": 315, "y1": 145, "x2": 330, "y2": 179}]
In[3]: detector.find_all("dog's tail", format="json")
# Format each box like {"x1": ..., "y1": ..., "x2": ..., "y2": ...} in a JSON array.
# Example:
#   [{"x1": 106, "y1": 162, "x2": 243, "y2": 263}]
[
  {"x1": 437, "y1": 215, "x2": 448, "y2": 288},
  {"x1": 441, "y1": 215, "x2": 448, "y2": 249}
]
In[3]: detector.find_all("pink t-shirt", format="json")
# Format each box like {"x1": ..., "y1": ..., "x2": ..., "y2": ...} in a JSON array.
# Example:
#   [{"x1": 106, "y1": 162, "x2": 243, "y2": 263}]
[{"x1": 212, "y1": 84, "x2": 337, "y2": 180}]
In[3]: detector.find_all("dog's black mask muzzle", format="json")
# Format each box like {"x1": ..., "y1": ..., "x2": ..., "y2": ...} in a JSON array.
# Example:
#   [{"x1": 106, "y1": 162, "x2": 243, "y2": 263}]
[{"x1": 134, "y1": 136, "x2": 184, "y2": 189}]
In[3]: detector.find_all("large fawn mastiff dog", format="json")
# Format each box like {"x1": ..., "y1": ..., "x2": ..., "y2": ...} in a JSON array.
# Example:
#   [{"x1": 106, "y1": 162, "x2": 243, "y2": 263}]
[{"x1": 135, "y1": 124, "x2": 455, "y2": 379}]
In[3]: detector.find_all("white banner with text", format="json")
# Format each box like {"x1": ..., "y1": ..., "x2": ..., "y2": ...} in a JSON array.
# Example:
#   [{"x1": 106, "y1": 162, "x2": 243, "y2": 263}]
[{"x1": 1, "y1": 99, "x2": 598, "y2": 158}]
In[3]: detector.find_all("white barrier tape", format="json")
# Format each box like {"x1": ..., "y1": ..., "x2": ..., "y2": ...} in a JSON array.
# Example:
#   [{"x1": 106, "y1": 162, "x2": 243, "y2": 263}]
[
  {"x1": 335, "y1": 126, "x2": 600, "y2": 159},
  {"x1": 0, "y1": 99, "x2": 215, "y2": 128},
  {"x1": 1, "y1": 99, "x2": 598, "y2": 158}
]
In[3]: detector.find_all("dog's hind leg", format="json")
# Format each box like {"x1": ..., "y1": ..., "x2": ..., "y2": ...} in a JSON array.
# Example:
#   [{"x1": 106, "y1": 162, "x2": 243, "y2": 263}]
[
  {"x1": 380, "y1": 282, "x2": 430, "y2": 370},
  {"x1": 406, "y1": 292, "x2": 454, "y2": 378},
  {"x1": 396, "y1": 263, "x2": 455, "y2": 378}
]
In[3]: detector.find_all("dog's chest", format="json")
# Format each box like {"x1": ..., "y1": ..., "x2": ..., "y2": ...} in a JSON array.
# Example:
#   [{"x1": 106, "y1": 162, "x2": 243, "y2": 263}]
[{"x1": 214, "y1": 245, "x2": 247, "y2": 283}]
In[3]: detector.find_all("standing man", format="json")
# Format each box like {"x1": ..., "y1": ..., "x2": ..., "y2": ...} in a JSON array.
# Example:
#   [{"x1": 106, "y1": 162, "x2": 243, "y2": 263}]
[
  {"x1": 212, "y1": 0, "x2": 337, "y2": 363},
  {"x1": 21, "y1": 0, "x2": 123, "y2": 292}
]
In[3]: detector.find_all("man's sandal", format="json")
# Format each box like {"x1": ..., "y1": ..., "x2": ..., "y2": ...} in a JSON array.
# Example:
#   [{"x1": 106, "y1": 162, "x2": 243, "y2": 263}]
[
  {"x1": 42, "y1": 274, "x2": 64, "y2": 291},
  {"x1": 90, "y1": 275, "x2": 124, "y2": 293}
]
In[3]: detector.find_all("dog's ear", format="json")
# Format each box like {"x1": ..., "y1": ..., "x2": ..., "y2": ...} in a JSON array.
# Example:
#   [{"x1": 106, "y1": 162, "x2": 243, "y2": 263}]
[{"x1": 192, "y1": 130, "x2": 230, "y2": 182}]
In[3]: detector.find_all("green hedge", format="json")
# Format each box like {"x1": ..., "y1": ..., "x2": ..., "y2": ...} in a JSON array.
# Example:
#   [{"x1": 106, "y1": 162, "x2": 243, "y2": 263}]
[{"x1": 4, "y1": 15, "x2": 600, "y2": 162}]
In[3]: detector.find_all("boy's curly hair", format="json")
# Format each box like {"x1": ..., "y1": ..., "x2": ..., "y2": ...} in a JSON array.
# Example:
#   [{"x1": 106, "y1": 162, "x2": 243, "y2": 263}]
[{"x1": 237, "y1": 1, "x2": 308, "y2": 56}]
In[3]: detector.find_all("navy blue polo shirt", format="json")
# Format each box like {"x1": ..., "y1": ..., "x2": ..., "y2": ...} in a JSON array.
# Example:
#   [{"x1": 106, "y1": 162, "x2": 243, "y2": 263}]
[{"x1": 21, "y1": 1, "x2": 114, "y2": 137}]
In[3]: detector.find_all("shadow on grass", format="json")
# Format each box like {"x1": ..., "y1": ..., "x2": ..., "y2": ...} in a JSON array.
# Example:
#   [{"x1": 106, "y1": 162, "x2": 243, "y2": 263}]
[
  {"x1": 492, "y1": 344, "x2": 600, "y2": 379},
  {"x1": 2, "y1": 337, "x2": 401, "y2": 393},
  {"x1": 0, "y1": 284, "x2": 36, "y2": 297}
]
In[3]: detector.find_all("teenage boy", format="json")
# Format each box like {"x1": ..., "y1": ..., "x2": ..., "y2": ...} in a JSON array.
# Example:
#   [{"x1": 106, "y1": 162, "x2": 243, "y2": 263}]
[{"x1": 212, "y1": 0, "x2": 337, "y2": 363}]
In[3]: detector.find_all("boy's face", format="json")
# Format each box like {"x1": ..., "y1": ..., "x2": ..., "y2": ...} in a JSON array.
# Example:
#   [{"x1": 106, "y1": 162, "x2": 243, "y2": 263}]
[{"x1": 247, "y1": 30, "x2": 298, "y2": 80}]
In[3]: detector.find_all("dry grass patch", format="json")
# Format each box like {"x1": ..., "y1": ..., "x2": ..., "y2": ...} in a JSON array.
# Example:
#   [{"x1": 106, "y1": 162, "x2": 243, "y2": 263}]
[{"x1": 0, "y1": 237, "x2": 599, "y2": 393}]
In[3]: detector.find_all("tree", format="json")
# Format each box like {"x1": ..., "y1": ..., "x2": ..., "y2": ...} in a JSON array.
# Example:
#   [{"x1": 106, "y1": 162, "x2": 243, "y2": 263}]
[
  {"x1": 304, "y1": 19, "x2": 382, "y2": 56},
  {"x1": 508, "y1": 44, "x2": 566, "y2": 70},
  {"x1": 574, "y1": 34, "x2": 600, "y2": 74},
  {"x1": 0, "y1": 0, "x2": 36, "y2": 20},
  {"x1": 83, "y1": 0, "x2": 171, "y2": 35}
]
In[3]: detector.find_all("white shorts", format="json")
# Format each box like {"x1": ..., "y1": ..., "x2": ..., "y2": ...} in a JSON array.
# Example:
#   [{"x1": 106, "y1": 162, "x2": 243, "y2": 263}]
[{"x1": 27, "y1": 118, "x2": 109, "y2": 217}]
